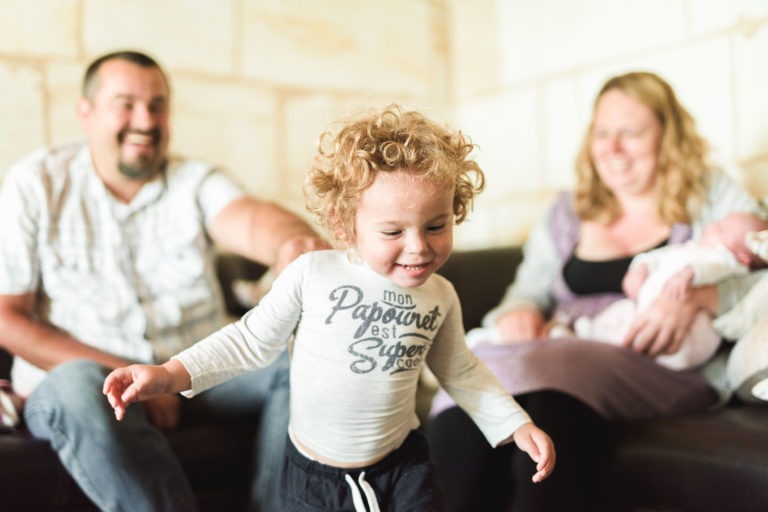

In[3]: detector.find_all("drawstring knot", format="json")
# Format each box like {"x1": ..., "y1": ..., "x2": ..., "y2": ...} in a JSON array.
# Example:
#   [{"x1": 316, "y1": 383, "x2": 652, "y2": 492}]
[{"x1": 344, "y1": 471, "x2": 380, "y2": 512}]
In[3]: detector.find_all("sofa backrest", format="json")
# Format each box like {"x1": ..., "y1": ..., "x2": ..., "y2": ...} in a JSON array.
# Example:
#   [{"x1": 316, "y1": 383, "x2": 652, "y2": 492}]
[
  {"x1": 215, "y1": 247, "x2": 524, "y2": 330},
  {"x1": 0, "y1": 348, "x2": 10, "y2": 380},
  {"x1": 0, "y1": 253, "x2": 270, "y2": 381},
  {"x1": 0, "y1": 247, "x2": 523, "y2": 380},
  {"x1": 437, "y1": 247, "x2": 522, "y2": 331}
]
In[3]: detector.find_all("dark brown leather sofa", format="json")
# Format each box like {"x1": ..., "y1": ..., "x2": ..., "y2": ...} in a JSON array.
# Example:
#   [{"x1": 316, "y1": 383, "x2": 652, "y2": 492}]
[
  {"x1": 1, "y1": 247, "x2": 767, "y2": 511},
  {"x1": 438, "y1": 248, "x2": 768, "y2": 512},
  {"x1": 0, "y1": 256, "x2": 267, "y2": 512}
]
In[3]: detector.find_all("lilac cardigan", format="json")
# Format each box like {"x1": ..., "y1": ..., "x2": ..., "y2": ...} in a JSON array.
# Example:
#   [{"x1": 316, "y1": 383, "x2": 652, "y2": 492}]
[
  {"x1": 483, "y1": 171, "x2": 762, "y2": 330},
  {"x1": 548, "y1": 191, "x2": 692, "y2": 324}
]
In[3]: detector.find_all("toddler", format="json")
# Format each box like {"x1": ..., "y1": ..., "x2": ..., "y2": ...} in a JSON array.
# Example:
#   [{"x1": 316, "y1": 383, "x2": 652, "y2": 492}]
[{"x1": 104, "y1": 105, "x2": 555, "y2": 512}]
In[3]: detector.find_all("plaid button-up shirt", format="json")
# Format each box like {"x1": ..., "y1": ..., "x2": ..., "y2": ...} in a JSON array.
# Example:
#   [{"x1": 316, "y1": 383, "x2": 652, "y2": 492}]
[{"x1": 0, "y1": 143, "x2": 245, "y2": 395}]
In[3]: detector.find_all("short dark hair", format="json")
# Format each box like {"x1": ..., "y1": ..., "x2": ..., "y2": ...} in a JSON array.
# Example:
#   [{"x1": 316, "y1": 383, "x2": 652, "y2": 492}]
[{"x1": 82, "y1": 50, "x2": 167, "y2": 101}]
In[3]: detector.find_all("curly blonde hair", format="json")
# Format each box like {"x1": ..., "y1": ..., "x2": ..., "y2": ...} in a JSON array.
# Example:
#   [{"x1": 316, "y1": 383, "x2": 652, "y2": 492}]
[
  {"x1": 305, "y1": 105, "x2": 485, "y2": 246},
  {"x1": 574, "y1": 71, "x2": 711, "y2": 224}
]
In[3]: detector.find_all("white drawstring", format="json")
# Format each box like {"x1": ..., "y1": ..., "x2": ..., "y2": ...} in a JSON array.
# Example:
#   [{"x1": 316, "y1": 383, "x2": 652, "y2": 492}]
[
  {"x1": 359, "y1": 472, "x2": 380, "y2": 512},
  {"x1": 344, "y1": 471, "x2": 380, "y2": 512}
]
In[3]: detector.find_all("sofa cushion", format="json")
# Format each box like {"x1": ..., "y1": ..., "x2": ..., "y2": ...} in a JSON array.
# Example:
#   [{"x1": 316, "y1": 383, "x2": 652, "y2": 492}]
[
  {"x1": 600, "y1": 405, "x2": 768, "y2": 511},
  {"x1": 437, "y1": 247, "x2": 522, "y2": 330},
  {"x1": 0, "y1": 421, "x2": 253, "y2": 512}
]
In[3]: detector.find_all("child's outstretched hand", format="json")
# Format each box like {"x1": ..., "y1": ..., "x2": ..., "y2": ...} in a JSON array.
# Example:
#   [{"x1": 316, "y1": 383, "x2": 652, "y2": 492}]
[
  {"x1": 512, "y1": 422, "x2": 556, "y2": 483},
  {"x1": 103, "y1": 360, "x2": 188, "y2": 421}
]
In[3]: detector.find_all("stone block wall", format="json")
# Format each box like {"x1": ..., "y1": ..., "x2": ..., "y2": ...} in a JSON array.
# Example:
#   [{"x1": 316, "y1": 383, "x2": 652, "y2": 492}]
[
  {"x1": 452, "y1": 0, "x2": 768, "y2": 248},
  {"x1": 1, "y1": 0, "x2": 767, "y2": 249},
  {"x1": 0, "y1": 0, "x2": 449, "y2": 233}
]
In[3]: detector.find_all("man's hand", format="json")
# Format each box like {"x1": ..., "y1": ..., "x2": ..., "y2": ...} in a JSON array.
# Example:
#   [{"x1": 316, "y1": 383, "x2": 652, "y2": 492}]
[
  {"x1": 141, "y1": 394, "x2": 182, "y2": 431},
  {"x1": 274, "y1": 234, "x2": 330, "y2": 275}
]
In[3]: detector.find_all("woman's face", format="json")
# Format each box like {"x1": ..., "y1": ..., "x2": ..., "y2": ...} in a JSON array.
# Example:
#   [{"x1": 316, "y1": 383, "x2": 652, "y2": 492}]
[{"x1": 589, "y1": 89, "x2": 663, "y2": 197}]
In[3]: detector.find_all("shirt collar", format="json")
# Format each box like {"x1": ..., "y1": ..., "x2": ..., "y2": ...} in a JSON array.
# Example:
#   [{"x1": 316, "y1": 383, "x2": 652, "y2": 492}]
[{"x1": 75, "y1": 144, "x2": 168, "y2": 218}]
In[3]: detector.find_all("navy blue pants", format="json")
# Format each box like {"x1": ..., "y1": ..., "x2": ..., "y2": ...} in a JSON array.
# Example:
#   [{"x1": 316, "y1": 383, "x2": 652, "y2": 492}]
[{"x1": 284, "y1": 430, "x2": 447, "y2": 512}]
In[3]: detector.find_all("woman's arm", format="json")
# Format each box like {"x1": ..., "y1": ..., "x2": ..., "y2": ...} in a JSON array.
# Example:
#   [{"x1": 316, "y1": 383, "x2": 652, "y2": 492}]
[
  {"x1": 695, "y1": 169, "x2": 763, "y2": 313},
  {"x1": 482, "y1": 210, "x2": 560, "y2": 331},
  {"x1": 623, "y1": 169, "x2": 761, "y2": 357}
]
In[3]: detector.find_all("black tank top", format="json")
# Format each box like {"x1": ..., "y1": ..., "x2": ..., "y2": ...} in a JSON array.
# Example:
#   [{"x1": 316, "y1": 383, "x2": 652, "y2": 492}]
[{"x1": 563, "y1": 239, "x2": 669, "y2": 295}]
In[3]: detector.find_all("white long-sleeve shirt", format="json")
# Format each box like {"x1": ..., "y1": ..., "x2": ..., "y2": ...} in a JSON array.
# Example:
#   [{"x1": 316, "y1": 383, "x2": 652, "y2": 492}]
[{"x1": 175, "y1": 250, "x2": 531, "y2": 464}]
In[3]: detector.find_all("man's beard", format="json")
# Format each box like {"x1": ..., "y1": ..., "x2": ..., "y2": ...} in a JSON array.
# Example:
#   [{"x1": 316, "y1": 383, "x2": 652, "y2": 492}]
[
  {"x1": 117, "y1": 128, "x2": 165, "y2": 180},
  {"x1": 118, "y1": 155, "x2": 163, "y2": 180}
]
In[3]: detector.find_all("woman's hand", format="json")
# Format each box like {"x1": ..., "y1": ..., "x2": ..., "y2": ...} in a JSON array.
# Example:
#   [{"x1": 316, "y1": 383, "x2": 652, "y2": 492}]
[
  {"x1": 496, "y1": 308, "x2": 547, "y2": 343},
  {"x1": 621, "y1": 286, "x2": 717, "y2": 357}
]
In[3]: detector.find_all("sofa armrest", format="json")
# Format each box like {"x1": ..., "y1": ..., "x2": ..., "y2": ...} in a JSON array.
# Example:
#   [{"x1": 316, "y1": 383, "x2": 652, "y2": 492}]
[{"x1": 215, "y1": 252, "x2": 269, "y2": 317}]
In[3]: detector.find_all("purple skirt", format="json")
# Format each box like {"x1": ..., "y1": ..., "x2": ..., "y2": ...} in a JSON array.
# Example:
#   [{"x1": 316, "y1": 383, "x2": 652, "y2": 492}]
[{"x1": 431, "y1": 338, "x2": 719, "y2": 421}]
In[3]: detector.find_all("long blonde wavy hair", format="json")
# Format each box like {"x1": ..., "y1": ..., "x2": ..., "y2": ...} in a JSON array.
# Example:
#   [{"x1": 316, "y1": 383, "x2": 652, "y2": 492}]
[
  {"x1": 574, "y1": 71, "x2": 711, "y2": 224},
  {"x1": 305, "y1": 105, "x2": 485, "y2": 247}
]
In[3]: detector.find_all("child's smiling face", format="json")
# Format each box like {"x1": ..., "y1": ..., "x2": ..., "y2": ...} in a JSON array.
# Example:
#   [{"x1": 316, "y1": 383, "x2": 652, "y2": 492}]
[{"x1": 352, "y1": 169, "x2": 454, "y2": 288}]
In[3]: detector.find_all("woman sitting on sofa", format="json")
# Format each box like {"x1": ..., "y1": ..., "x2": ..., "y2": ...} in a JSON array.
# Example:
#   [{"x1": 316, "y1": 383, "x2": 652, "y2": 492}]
[{"x1": 428, "y1": 71, "x2": 765, "y2": 512}]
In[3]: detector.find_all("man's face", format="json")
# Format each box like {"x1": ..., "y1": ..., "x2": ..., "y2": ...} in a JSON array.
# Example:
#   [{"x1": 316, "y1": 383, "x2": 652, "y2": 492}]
[{"x1": 78, "y1": 59, "x2": 170, "y2": 183}]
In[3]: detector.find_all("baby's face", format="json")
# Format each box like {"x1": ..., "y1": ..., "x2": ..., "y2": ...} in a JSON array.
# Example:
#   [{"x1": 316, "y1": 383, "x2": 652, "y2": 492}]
[{"x1": 352, "y1": 170, "x2": 454, "y2": 288}]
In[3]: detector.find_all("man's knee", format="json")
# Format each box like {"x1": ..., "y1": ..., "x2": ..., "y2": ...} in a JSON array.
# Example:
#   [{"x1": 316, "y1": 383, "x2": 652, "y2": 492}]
[
  {"x1": 25, "y1": 360, "x2": 111, "y2": 427},
  {"x1": 48, "y1": 359, "x2": 106, "y2": 384}
]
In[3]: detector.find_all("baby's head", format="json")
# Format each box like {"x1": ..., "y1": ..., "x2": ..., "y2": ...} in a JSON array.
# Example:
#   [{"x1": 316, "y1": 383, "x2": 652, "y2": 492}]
[
  {"x1": 305, "y1": 105, "x2": 485, "y2": 287},
  {"x1": 701, "y1": 212, "x2": 768, "y2": 269}
]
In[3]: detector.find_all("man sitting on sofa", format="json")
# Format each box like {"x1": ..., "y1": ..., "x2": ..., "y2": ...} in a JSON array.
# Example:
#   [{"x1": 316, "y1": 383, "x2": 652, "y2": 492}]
[{"x1": 0, "y1": 49, "x2": 326, "y2": 511}]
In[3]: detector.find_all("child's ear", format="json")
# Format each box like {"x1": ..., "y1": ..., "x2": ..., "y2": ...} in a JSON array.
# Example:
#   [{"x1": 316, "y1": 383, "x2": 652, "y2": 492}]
[{"x1": 331, "y1": 220, "x2": 354, "y2": 247}]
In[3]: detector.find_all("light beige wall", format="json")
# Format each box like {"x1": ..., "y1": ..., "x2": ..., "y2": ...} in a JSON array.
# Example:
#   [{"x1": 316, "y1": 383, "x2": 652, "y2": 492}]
[
  {"x1": 0, "y1": 0, "x2": 450, "y2": 230},
  {"x1": 2, "y1": 1, "x2": 768, "y2": 250},
  {"x1": 451, "y1": 0, "x2": 768, "y2": 248}
]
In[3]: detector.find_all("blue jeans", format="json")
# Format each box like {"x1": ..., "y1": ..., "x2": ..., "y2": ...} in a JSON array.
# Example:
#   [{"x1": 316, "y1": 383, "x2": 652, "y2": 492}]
[{"x1": 23, "y1": 351, "x2": 291, "y2": 512}]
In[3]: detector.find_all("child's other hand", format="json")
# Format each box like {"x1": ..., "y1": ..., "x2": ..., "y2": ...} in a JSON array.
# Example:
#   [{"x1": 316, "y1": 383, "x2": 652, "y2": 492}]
[
  {"x1": 102, "y1": 364, "x2": 175, "y2": 421},
  {"x1": 512, "y1": 422, "x2": 556, "y2": 483}
]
